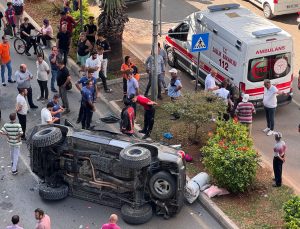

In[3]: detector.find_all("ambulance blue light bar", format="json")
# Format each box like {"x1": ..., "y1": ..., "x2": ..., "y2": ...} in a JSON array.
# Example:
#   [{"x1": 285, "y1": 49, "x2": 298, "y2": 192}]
[
  {"x1": 207, "y1": 4, "x2": 240, "y2": 12},
  {"x1": 252, "y1": 28, "x2": 282, "y2": 38}
]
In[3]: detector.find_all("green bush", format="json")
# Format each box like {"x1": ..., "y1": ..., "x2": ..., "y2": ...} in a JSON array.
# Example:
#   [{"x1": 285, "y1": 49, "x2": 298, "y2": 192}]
[
  {"x1": 70, "y1": 0, "x2": 93, "y2": 47},
  {"x1": 283, "y1": 196, "x2": 300, "y2": 229},
  {"x1": 202, "y1": 120, "x2": 259, "y2": 193}
]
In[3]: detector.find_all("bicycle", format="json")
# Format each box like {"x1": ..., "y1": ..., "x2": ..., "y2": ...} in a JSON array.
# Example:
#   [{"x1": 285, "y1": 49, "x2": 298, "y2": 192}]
[{"x1": 14, "y1": 34, "x2": 44, "y2": 59}]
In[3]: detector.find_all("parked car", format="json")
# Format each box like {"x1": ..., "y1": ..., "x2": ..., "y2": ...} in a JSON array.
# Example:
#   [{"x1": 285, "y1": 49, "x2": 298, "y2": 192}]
[{"x1": 28, "y1": 122, "x2": 186, "y2": 224}]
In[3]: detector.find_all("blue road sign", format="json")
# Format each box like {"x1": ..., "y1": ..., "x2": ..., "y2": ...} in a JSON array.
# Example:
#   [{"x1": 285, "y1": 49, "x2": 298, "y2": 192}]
[{"x1": 191, "y1": 33, "x2": 209, "y2": 52}]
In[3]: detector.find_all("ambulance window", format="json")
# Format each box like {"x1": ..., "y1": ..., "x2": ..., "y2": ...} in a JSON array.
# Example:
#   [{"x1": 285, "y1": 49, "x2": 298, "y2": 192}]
[
  {"x1": 247, "y1": 53, "x2": 291, "y2": 82},
  {"x1": 173, "y1": 23, "x2": 189, "y2": 41}
]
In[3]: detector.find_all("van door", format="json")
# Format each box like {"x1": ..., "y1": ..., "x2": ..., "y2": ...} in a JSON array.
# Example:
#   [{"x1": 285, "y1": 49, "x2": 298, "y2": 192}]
[
  {"x1": 275, "y1": 0, "x2": 300, "y2": 14},
  {"x1": 168, "y1": 23, "x2": 192, "y2": 73}
]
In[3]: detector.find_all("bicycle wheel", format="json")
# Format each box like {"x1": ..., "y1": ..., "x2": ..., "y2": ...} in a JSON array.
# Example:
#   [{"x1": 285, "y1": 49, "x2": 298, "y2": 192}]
[
  {"x1": 14, "y1": 38, "x2": 26, "y2": 55},
  {"x1": 36, "y1": 46, "x2": 44, "y2": 59}
]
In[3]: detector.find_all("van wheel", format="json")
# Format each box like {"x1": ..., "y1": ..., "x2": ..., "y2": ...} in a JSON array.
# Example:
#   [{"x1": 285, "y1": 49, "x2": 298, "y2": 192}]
[
  {"x1": 167, "y1": 47, "x2": 177, "y2": 67},
  {"x1": 121, "y1": 204, "x2": 153, "y2": 225},
  {"x1": 263, "y1": 3, "x2": 273, "y2": 19},
  {"x1": 32, "y1": 127, "x2": 62, "y2": 148}
]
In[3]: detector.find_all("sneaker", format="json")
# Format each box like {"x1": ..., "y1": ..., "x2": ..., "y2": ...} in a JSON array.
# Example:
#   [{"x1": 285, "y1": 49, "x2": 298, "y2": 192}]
[
  {"x1": 272, "y1": 184, "x2": 281, "y2": 187},
  {"x1": 142, "y1": 134, "x2": 150, "y2": 139},
  {"x1": 25, "y1": 52, "x2": 31, "y2": 56},
  {"x1": 30, "y1": 105, "x2": 38, "y2": 109},
  {"x1": 8, "y1": 80, "x2": 16, "y2": 83},
  {"x1": 51, "y1": 89, "x2": 58, "y2": 92},
  {"x1": 263, "y1": 127, "x2": 270, "y2": 133},
  {"x1": 2, "y1": 83, "x2": 6, "y2": 86},
  {"x1": 105, "y1": 89, "x2": 112, "y2": 93},
  {"x1": 12, "y1": 170, "x2": 18, "y2": 175},
  {"x1": 76, "y1": 119, "x2": 81, "y2": 124},
  {"x1": 37, "y1": 97, "x2": 44, "y2": 101},
  {"x1": 138, "y1": 129, "x2": 146, "y2": 134},
  {"x1": 267, "y1": 130, "x2": 274, "y2": 136}
]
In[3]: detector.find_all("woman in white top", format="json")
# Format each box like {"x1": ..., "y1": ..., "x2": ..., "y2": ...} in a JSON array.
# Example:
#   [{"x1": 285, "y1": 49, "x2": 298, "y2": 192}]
[
  {"x1": 36, "y1": 54, "x2": 50, "y2": 101},
  {"x1": 37, "y1": 19, "x2": 53, "y2": 49}
]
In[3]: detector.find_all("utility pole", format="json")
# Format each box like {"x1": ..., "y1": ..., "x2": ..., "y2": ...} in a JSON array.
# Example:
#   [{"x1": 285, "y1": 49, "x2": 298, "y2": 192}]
[
  {"x1": 151, "y1": 0, "x2": 159, "y2": 101},
  {"x1": 80, "y1": 0, "x2": 83, "y2": 32}
]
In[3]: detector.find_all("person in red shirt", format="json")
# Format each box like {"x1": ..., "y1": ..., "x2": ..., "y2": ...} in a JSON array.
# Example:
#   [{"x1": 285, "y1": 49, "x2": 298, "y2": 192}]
[
  {"x1": 120, "y1": 98, "x2": 134, "y2": 136},
  {"x1": 101, "y1": 214, "x2": 121, "y2": 229},
  {"x1": 131, "y1": 94, "x2": 157, "y2": 139},
  {"x1": 59, "y1": 11, "x2": 78, "y2": 33}
]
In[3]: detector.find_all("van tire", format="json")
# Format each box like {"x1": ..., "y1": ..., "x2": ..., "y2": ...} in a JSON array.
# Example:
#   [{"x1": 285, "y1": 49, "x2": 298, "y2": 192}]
[
  {"x1": 167, "y1": 47, "x2": 177, "y2": 67},
  {"x1": 263, "y1": 3, "x2": 273, "y2": 19}
]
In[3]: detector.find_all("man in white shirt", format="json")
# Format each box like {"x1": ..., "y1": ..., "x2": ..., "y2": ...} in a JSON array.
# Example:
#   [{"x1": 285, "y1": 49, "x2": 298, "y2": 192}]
[
  {"x1": 41, "y1": 103, "x2": 59, "y2": 124},
  {"x1": 16, "y1": 88, "x2": 28, "y2": 140},
  {"x1": 262, "y1": 79, "x2": 286, "y2": 136},
  {"x1": 205, "y1": 68, "x2": 219, "y2": 91},
  {"x1": 96, "y1": 47, "x2": 112, "y2": 93},
  {"x1": 85, "y1": 50, "x2": 101, "y2": 79}
]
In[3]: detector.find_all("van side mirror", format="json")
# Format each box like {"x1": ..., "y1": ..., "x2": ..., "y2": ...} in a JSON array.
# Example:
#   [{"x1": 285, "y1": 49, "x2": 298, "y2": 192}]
[{"x1": 168, "y1": 28, "x2": 173, "y2": 34}]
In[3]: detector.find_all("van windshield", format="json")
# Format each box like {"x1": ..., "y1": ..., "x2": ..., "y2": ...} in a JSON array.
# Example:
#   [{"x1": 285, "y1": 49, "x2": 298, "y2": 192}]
[{"x1": 247, "y1": 53, "x2": 291, "y2": 82}]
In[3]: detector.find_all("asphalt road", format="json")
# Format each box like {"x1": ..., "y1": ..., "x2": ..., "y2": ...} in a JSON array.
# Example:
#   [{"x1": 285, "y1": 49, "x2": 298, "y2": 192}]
[
  {"x1": 124, "y1": 0, "x2": 300, "y2": 193},
  {"x1": 0, "y1": 28, "x2": 222, "y2": 229}
]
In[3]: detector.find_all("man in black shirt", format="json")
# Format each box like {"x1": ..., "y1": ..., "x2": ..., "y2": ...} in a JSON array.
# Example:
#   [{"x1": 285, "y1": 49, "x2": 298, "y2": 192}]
[
  {"x1": 96, "y1": 33, "x2": 111, "y2": 78},
  {"x1": 56, "y1": 58, "x2": 71, "y2": 113},
  {"x1": 20, "y1": 17, "x2": 38, "y2": 56},
  {"x1": 84, "y1": 16, "x2": 97, "y2": 45},
  {"x1": 56, "y1": 23, "x2": 71, "y2": 65}
]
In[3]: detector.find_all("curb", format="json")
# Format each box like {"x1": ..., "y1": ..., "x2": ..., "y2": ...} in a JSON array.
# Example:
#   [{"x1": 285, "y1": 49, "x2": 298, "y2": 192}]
[{"x1": 198, "y1": 193, "x2": 239, "y2": 229}]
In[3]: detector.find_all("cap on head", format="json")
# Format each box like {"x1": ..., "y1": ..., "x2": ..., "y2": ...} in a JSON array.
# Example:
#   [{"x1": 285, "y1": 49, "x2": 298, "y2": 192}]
[
  {"x1": 169, "y1": 68, "x2": 178, "y2": 74},
  {"x1": 242, "y1": 94, "x2": 250, "y2": 103}
]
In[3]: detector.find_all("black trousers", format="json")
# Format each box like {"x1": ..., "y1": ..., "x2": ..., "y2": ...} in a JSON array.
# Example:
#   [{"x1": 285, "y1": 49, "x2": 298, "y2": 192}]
[
  {"x1": 82, "y1": 106, "x2": 93, "y2": 129},
  {"x1": 143, "y1": 107, "x2": 155, "y2": 134},
  {"x1": 98, "y1": 71, "x2": 109, "y2": 91},
  {"x1": 59, "y1": 49, "x2": 69, "y2": 65},
  {"x1": 24, "y1": 36, "x2": 37, "y2": 53},
  {"x1": 37, "y1": 80, "x2": 49, "y2": 99},
  {"x1": 18, "y1": 87, "x2": 35, "y2": 108},
  {"x1": 273, "y1": 157, "x2": 283, "y2": 186},
  {"x1": 17, "y1": 113, "x2": 26, "y2": 138},
  {"x1": 144, "y1": 73, "x2": 162, "y2": 98},
  {"x1": 37, "y1": 34, "x2": 52, "y2": 46},
  {"x1": 123, "y1": 78, "x2": 127, "y2": 96}
]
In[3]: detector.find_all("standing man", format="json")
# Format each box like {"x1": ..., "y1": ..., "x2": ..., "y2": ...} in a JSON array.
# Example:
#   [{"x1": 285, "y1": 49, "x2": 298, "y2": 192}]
[
  {"x1": 84, "y1": 16, "x2": 97, "y2": 45},
  {"x1": 262, "y1": 79, "x2": 286, "y2": 136},
  {"x1": 5, "y1": 2, "x2": 16, "y2": 37},
  {"x1": 272, "y1": 132, "x2": 286, "y2": 187},
  {"x1": 49, "y1": 94, "x2": 64, "y2": 124},
  {"x1": 85, "y1": 50, "x2": 101, "y2": 81},
  {"x1": 144, "y1": 51, "x2": 165, "y2": 99},
  {"x1": 15, "y1": 88, "x2": 28, "y2": 140},
  {"x1": 56, "y1": 58, "x2": 71, "y2": 114},
  {"x1": 96, "y1": 46, "x2": 112, "y2": 93},
  {"x1": 36, "y1": 54, "x2": 50, "y2": 101},
  {"x1": 48, "y1": 46, "x2": 59, "y2": 92},
  {"x1": 59, "y1": 11, "x2": 78, "y2": 33},
  {"x1": 168, "y1": 68, "x2": 182, "y2": 120},
  {"x1": 34, "y1": 208, "x2": 51, "y2": 229},
  {"x1": 0, "y1": 35, "x2": 15, "y2": 86},
  {"x1": 41, "y1": 103, "x2": 59, "y2": 124},
  {"x1": 235, "y1": 94, "x2": 256, "y2": 136},
  {"x1": 205, "y1": 68, "x2": 219, "y2": 91},
  {"x1": 158, "y1": 42, "x2": 168, "y2": 91},
  {"x1": 20, "y1": 17, "x2": 37, "y2": 56},
  {"x1": 96, "y1": 33, "x2": 111, "y2": 78},
  {"x1": 0, "y1": 113, "x2": 23, "y2": 175},
  {"x1": 126, "y1": 70, "x2": 139, "y2": 114},
  {"x1": 6, "y1": 215, "x2": 24, "y2": 229},
  {"x1": 56, "y1": 23, "x2": 71, "y2": 65},
  {"x1": 15, "y1": 64, "x2": 38, "y2": 109},
  {"x1": 12, "y1": 0, "x2": 24, "y2": 34},
  {"x1": 101, "y1": 214, "x2": 121, "y2": 229},
  {"x1": 81, "y1": 80, "x2": 95, "y2": 130},
  {"x1": 131, "y1": 95, "x2": 157, "y2": 139}
]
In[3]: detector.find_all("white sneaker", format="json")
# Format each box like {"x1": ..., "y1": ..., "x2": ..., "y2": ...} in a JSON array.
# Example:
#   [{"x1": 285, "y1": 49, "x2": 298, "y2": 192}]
[
  {"x1": 267, "y1": 130, "x2": 274, "y2": 136},
  {"x1": 263, "y1": 127, "x2": 270, "y2": 133}
]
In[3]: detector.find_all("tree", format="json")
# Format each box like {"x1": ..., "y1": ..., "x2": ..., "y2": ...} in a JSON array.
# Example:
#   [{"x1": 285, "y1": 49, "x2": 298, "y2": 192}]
[
  {"x1": 163, "y1": 91, "x2": 227, "y2": 142},
  {"x1": 98, "y1": 0, "x2": 129, "y2": 70}
]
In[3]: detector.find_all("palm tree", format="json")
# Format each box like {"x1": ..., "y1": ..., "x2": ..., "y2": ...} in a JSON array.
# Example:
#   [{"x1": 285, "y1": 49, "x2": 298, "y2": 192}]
[{"x1": 98, "y1": 0, "x2": 129, "y2": 71}]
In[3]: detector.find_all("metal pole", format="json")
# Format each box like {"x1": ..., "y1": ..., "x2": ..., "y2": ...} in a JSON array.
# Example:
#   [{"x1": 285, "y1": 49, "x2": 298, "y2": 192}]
[
  {"x1": 195, "y1": 52, "x2": 200, "y2": 91},
  {"x1": 80, "y1": 0, "x2": 83, "y2": 32},
  {"x1": 151, "y1": 0, "x2": 159, "y2": 101},
  {"x1": 159, "y1": 0, "x2": 162, "y2": 37}
]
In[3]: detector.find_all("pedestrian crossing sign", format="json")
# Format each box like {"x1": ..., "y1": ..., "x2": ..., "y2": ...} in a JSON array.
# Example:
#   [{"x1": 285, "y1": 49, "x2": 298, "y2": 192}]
[{"x1": 191, "y1": 33, "x2": 209, "y2": 52}]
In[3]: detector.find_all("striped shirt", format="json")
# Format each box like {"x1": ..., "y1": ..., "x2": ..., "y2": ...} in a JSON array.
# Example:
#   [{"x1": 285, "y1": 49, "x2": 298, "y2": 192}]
[
  {"x1": 235, "y1": 101, "x2": 255, "y2": 124},
  {"x1": 0, "y1": 122, "x2": 23, "y2": 146}
]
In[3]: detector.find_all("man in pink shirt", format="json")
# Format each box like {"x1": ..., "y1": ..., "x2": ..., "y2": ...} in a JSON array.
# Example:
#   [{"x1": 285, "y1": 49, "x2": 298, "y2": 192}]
[
  {"x1": 35, "y1": 208, "x2": 51, "y2": 229},
  {"x1": 101, "y1": 214, "x2": 121, "y2": 229}
]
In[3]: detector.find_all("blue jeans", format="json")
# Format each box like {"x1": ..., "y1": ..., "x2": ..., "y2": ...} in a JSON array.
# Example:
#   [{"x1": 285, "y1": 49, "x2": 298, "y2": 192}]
[
  {"x1": 264, "y1": 106, "x2": 276, "y2": 131},
  {"x1": 1, "y1": 61, "x2": 12, "y2": 83},
  {"x1": 51, "y1": 69, "x2": 58, "y2": 90}
]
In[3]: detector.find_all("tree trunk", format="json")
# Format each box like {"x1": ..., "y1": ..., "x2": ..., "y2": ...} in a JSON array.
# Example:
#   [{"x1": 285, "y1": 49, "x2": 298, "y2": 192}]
[{"x1": 108, "y1": 37, "x2": 123, "y2": 71}]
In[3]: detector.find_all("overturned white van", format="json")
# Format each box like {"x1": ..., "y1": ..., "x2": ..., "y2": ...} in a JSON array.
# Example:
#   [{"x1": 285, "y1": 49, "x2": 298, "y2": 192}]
[{"x1": 164, "y1": 4, "x2": 293, "y2": 107}]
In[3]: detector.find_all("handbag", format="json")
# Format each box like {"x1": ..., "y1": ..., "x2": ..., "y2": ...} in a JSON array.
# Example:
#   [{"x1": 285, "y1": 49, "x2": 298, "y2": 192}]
[
  {"x1": 66, "y1": 81, "x2": 72, "y2": 90},
  {"x1": 4, "y1": 24, "x2": 13, "y2": 37}
]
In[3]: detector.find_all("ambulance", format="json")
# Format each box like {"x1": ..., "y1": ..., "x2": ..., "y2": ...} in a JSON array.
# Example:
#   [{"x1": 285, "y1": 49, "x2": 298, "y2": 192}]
[{"x1": 164, "y1": 3, "x2": 293, "y2": 107}]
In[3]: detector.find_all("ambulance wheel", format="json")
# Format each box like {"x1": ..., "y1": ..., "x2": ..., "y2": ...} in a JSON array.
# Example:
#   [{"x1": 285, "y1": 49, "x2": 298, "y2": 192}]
[
  {"x1": 167, "y1": 47, "x2": 177, "y2": 67},
  {"x1": 263, "y1": 3, "x2": 273, "y2": 19}
]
